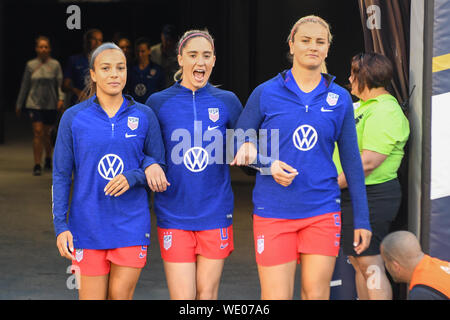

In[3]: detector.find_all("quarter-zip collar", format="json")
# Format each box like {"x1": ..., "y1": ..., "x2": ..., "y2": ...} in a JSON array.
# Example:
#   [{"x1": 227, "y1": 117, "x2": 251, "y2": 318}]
[
  {"x1": 91, "y1": 94, "x2": 135, "y2": 120},
  {"x1": 174, "y1": 80, "x2": 211, "y2": 96},
  {"x1": 278, "y1": 69, "x2": 337, "y2": 110},
  {"x1": 279, "y1": 69, "x2": 336, "y2": 88}
]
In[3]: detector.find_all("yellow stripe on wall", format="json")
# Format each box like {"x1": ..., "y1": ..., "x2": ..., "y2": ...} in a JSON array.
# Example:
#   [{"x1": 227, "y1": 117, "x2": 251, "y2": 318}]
[{"x1": 433, "y1": 53, "x2": 450, "y2": 73}]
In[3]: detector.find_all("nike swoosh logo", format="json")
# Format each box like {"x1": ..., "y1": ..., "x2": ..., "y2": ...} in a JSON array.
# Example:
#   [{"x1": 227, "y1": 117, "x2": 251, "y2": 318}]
[
  {"x1": 321, "y1": 107, "x2": 334, "y2": 112},
  {"x1": 125, "y1": 133, "x2": 137, "y2": 138},
  {"x1": 207, "y1": 125, "x2": 219, "y2": 131},
  {"x1": 220, "y1": 243, "x2": 229, "y2": 249}
]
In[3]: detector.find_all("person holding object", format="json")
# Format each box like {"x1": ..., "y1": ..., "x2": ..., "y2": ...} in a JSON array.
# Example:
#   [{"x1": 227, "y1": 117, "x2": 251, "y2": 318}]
[
  {"x1": 16, "y1": 36, "x2": 64, "y2": 175},
  {"x1": 53, "y1": 43, "x2": 165, "y2": 300},
  {"x1": 333, "y1": 52, "x2": 410, "y2": 300},
  {"x1": 232, "y1": 15, "x2": 371, "y2": 300},
  {"x1": 145, "y1": 29, "x2": 242, "y2": 300}
]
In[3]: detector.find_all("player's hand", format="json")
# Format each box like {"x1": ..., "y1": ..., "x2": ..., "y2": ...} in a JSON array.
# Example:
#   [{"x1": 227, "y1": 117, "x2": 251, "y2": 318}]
[
  {"x1": 230, "y1": 142, "x2": 257, "y2": 166},
  {"x1": 145, "y1": 163, "x2": 170, "y2": 192},
  {"x1": 104, "y1": 174, "x2": 130, "y2": 197},
  {"x1": 270, "y1": 160, "x2": 298, "y2": 187},
  {"x1": 353, "y1": 228, "x2": 372, "y2": 255},
  {"x1": 56, "y1": 230, "x2": 75, "y2": 260}
]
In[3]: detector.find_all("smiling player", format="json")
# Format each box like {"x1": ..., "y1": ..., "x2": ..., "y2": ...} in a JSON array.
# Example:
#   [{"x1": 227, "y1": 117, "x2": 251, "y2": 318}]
[{"x1": 53, "y1": 42, "x2": 165, "y2": 300}]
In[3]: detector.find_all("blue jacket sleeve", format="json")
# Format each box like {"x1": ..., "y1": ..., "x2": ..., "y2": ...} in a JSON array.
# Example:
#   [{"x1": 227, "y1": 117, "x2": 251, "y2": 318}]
[
  {"x1": 52, "y1": 110, "x2": 76, "y2": 237},
  {"x1": 124, "y1": 105, "x2": 166, "y2": 187},
  {"x1": 337, "y1": 93, "x2": 371, "y2": 231},
  {"x1": 233, "y1": 85, "x2": 275, "y2": 170}
]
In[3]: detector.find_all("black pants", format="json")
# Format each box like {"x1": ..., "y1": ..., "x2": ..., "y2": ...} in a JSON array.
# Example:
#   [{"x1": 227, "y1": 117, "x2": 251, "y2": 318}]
[{"x1": 340, "y1": 178, "x2": 402, "y2": 256}]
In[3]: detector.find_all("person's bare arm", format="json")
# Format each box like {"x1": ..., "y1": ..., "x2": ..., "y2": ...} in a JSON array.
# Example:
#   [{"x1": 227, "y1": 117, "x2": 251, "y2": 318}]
[{"x1": 338, "y1": 149, "x2": 388, "y2": 189}]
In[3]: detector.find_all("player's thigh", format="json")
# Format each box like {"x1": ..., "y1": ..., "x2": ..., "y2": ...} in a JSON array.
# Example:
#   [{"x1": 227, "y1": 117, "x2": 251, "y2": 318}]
[
  {"x1": 300, "y1": 253, "x2": 336, "y2": 300},
  {"x1": 196, "y1": 255, "x2": 225, "y2": 300},
  {"x1": 163, "y1": 261, "x2": 197, "y2": 300},
  {"x1": 78, "y1": 274, "x2": 109, "y2": 300},
  {"x1": 108, "y1": 263, "x2": 142, "y2": 300},
  {"x1": 257, "y1": 260, "x2": 297, "y2": 300}
]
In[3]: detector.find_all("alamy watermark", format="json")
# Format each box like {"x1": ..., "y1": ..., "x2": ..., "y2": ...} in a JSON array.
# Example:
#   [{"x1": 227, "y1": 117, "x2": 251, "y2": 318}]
[
  {"x1": 66, "y1": 265, "x2": 81, "y2": 290},
  {"x1": 170, "y1": 121, "x2": 280, "y2": 175},
  {"x1": 66, "y1": 5, "x2": 81, "y2": 30}
]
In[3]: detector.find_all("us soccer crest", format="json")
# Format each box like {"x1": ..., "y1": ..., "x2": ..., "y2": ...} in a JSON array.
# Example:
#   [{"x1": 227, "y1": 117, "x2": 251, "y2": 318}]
[
  {"x1": 163, "y1": 234, "x2": 172, "y2": 250},
  {"x1": 326, "y1": 92, "x2": 339, "y2": 106},
  {"x1": 257, "y1": 236, "x2": 264, "y2": 254},
  {"x1": 127, "y1": 116, "x2": 139, "y2": 130},
  {"x1": 75, "y1": 249, "x2": 83, "y2": 262},
  {"x1": 208, "y1": 108, "x2": 219, "y2": 123}
]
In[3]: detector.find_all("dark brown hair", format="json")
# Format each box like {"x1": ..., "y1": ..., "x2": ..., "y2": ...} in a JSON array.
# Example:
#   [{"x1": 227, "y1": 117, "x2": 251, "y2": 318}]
[
  {"x1": 35, "y1": 35, "x2": 51, "y2": 47},
  {"x1": 79, "y1": 42, "x2": 124, "y2": 102},
  {"x1": 174, "y1": 29, "x2": 215, "y2": 82},
  {"x1": 350, "y1": 52, "x2": 393, "y2": 93}
]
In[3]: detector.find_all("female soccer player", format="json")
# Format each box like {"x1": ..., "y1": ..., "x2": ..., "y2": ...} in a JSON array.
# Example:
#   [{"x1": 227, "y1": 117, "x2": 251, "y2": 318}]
[
  {"x1": 53, "y1": 42, "x2": 165, "y2": 300},
  {"x1": 232, "y1": 15, "x2": 372, "y2": 300},
  {"x1": 334, "y1": 52, "x2": 410, "y2": 299},
  {"x1": 16, "y1": 36, "x2": 64, "y2": 175},
  {"x1": 145, "y1": 29, "x2": 243, "y2": 300}
]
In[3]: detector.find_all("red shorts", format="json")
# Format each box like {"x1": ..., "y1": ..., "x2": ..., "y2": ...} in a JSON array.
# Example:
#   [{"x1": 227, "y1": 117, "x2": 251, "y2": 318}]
[
  {"x1": 71, "y1": 245, "x2": 148, "y2": 276},
  {"x1": 253, "y1": 212, "x2": 341, "y2": 266},
  {"x1": 157, "y1": 226, "x2": 234, "y2": 263}
]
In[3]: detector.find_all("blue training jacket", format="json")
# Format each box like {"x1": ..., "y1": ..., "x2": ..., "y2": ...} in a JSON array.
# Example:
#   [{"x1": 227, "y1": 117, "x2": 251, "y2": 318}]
[
  {"x1": 234, "y1": 70, "x2": 371, "y2": 230},
  {"x1": 145, "y1": 82, "x2": 243, "y2": 230},
  {"x1": 52, "y1": 95, "x2": 165, "y2": 249}
]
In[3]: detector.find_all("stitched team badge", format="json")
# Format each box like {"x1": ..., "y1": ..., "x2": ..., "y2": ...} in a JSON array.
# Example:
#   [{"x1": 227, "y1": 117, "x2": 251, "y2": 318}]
[
  {"x1": 326, "y1": 92, "x2": 339, "y2": 106},
  {"x1": 163, "y1": 233, "x2": 172, "y2": 250},
  {"x1": 134, "y1": 84, "x2": 147, "y2": 97},
  {"x1": 257, "y1": 236, "x2": 264, "y2": 254},
  {"x1": 127, "y1": 116, "x2": 139, "y2": 130},
  {"x1": 75, "y1": 249, "x2": 83, "y2": 262},
  {"x1": 208, "y1": 108, "x2": 219, "y2": 122}
]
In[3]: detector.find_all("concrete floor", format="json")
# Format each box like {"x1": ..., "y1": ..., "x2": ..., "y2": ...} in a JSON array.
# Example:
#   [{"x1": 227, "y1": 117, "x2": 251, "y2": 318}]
[{"x1": 0, "y1": 111, "x2": 303, "y2": 300}]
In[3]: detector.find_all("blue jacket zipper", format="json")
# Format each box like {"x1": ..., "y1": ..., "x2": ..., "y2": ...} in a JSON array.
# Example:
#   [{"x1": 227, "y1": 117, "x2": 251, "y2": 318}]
[{"x1": 192, "y1": 91, "x2": 197, "y2": 121}]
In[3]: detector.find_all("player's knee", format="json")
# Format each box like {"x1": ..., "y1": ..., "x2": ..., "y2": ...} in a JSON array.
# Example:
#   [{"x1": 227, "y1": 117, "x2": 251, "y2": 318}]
[
  {"x1": 196, "y1": 284, "x2": 219, "y2": 300},
  {"x1": 108, "y1": 285, "x2": 134, "y2": 300},
  {"x1": 301, "y1": 284, "x2": 330, "y2": 300},
  {"x1": 196, "y1": 289, "x2": 217, "y2": 300}
]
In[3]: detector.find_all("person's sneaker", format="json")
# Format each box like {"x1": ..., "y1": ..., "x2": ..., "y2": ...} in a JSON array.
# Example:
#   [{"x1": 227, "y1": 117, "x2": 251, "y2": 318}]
[
  {"x1": 44, "y1": 157, "x2": 52, "y2": 170},
  {"x1": 33, "y1": 164, "x2": 42, "y2": 176}
]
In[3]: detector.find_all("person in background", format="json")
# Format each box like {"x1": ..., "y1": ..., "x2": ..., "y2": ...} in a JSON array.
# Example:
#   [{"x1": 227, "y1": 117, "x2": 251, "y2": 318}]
[
  {"x1": 381, "y1": 231, "x2": 450, "y2": 300},
  {"x1": 113, "y1": 33, "x2": 134, "y2": 95},
  {"x1": 127, "y1": 37, "x2": 165, "y2": 103},
  {"x1": 117, "y1": 36, "x2": 133, "y2": 63},
  {"x1": 16, "y1": 35, "x2": 64, "y2": 176},
  {"x1": 333, "y1": 52, "x2": 410, "y2": 300},
  {"x1": 63, "y1": 28, "x2": 103, "y2": 105},
  {"x1": 151, "y1": 24, "x2": 178, "y2": 88}
]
